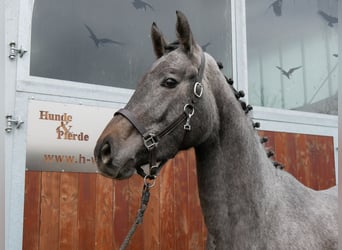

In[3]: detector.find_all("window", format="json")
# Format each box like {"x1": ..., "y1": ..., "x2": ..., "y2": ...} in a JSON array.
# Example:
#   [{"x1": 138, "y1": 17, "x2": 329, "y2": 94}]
[
  {"x1": 246, "y1": 0, "x2": 338, "y2": 115},
  {"x1": 30, "y1": 0, "x2": 232, "y2": 89}
]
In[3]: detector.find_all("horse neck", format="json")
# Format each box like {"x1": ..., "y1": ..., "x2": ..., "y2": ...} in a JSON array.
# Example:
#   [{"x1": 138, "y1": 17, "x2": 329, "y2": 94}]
[{"x1": 194, "y1": 66, "x2": 276, "y2": 226}]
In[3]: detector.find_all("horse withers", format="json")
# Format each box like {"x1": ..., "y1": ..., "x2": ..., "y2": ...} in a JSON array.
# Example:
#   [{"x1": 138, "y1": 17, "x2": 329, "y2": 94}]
[{"x1": 94, "y1": 11, "x2": 338, "y2": 249}]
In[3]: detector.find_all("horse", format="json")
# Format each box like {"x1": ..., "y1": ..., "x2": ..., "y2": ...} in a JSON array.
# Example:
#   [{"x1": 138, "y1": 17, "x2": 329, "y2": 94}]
[{"x1": 94, "y1": 11, "x2": 338, "y2": 249}]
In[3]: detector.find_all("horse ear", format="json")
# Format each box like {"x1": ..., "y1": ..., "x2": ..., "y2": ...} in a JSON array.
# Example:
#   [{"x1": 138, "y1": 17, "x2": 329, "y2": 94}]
[
  {"x1": 176, "y1": 10, "x2": 195, "y2": 54},
  {"x1": 151, "y1": 22, "x2": 167, "y2": 58}
]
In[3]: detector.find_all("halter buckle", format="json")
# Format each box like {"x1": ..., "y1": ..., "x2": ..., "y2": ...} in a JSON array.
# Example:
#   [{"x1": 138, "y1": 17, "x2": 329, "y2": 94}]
[
  {"x1": 143, "y1": 133, "x2": 158, "y2": 151},
  {"x1": 184, "y1": 121, "x2": 191, "y2": 131},
  {"x1": 183, "y1": 104, "x2": 195, "y2": 131},
  {"x1": 194, "y1": 82, "x2": 203, "y2": 98}
]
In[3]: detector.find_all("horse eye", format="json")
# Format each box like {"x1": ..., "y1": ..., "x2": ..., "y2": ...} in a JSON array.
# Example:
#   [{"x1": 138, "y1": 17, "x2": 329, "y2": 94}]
[{"x1": 162, "y1": 78, "x2": 178, "y2": 88}]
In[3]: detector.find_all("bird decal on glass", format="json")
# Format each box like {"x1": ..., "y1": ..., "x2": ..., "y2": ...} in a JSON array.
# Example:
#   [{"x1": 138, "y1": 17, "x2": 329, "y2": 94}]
[
  {"x1": 276, "y1": 66, "x2": 302, "y2": 79},
  {"x1": 84, "y1": 24, "x2": 124, "y2": 48},
  {"x1": 131, "y1": 0, "x2": 154, "y2": 11},
  {"x1": 201, "y1": 42, "x2": 211, "y2": 52},
  {"x1": 318, "y1": 11, "x2": 338, "y2": 27},
  {"x1": 268, "y1": 0, "x2": 283, "y2": 17}
]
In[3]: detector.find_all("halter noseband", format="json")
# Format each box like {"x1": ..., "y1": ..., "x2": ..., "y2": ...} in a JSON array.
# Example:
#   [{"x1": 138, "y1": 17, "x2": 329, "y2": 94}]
[{"x1": 114, "y1": 52, "x2": 206, "y2": 179}]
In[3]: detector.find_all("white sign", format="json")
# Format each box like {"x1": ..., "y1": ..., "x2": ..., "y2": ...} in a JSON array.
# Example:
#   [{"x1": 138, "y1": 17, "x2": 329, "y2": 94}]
[{"x1": 26, "y1": 100, "x2": 121, "y2": 172}]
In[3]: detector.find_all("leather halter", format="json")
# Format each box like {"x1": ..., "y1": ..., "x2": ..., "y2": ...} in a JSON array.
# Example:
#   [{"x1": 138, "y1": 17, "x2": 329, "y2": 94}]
[{"x1": 115, "y1": 52, "x2": 206, "y2": 179}]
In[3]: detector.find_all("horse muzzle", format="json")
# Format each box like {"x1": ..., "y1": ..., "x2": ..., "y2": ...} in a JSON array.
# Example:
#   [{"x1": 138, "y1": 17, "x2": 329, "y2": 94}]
[{"x1": 94, "y1": 140, "x2": 137, "y2": 179}]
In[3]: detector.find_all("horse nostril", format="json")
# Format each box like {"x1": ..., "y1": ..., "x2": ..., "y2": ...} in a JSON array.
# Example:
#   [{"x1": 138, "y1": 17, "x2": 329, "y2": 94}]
[{"x1": 101, "y1": 143, "x2": 112, "y2": 164}]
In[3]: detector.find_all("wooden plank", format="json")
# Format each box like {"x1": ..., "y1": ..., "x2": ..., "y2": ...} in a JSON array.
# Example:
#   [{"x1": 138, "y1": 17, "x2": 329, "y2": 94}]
[
  {"x1": 315, "y1": 136, "x2": 336, "y2": 189},
  {"x1": 294, "y1": 133, "x2": 313, "y2": 188},
  {"x1": 113, "y1": 179, "x2": 130, "y2": 249},
  {"x1": 59, "y1": 173, "x2": 79, "y2": 250},
  {"x1": 305, "y1": 135, "x2": 320, "y2": 190},
  {"x1": 278, "y1": 132, "x2": 297, "y2": 177},
  {"x1": 187, "y1": 148, "x2": 205, "y2": 250},
  {"x1": 159, "y1": 159, "x2": 175, "y2": 250},
  {"x1": 143, "y1": 172, "x2": 160, "y2": 249},
  {"x1": 78, "y1": 173, "x2": 97, "y2": 250},
  {"x1": 128, "y1": 174, "x2": 144, "y2": 250},
  {"x1": 174, "y1": 151, "x2": 189, "y2": 250},
  {"x1": 39, "y1": 172, "x2": 60, "y2": 250},
  {"x1": 311, "y1": 135, "x2": 323, "y2": 190},
  {"x1": 95, "y1": 174, "x2": 114, "y2": 250},
  {"x1": 22, "y1": 171, "x2": 41, "y2": 250},
  {"x1": 323, "y1": 136, "x2": 336, "y2": 188}
]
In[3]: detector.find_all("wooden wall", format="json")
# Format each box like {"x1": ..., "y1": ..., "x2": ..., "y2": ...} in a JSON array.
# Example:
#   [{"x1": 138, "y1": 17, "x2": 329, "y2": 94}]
[
  {"x1": 258, "y1": 131, "x2": 336, "y2": 190},
  {"x1": 22, "y1": 131, "x2": 336, "y2": 250}
]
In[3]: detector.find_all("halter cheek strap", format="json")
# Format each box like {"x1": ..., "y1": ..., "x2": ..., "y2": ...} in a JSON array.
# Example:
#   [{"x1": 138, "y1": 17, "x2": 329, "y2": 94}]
[{"x1": 114, "y1": 52, "x2": 206, "y2": 179}]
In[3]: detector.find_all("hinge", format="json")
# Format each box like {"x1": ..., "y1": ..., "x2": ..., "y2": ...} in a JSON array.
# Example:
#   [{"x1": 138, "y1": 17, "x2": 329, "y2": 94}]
[
  {"x1": 5, "y1": 115, "x2": 24, "y2": 133},
  {"x1": 8, "y1": 42, "x2": 27, "y2": 60}
]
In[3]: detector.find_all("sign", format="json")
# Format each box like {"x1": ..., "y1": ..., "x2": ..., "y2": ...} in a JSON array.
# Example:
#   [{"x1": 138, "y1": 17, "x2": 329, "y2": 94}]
[{"x1": 26, "y1": 100, "x2": 122, "y2": 172}]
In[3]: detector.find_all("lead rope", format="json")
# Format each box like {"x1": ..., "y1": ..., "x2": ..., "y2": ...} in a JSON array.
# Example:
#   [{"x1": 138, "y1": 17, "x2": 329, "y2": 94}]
[{"x1": 119, "y1": 177, "x2": 156, "y2": 250}]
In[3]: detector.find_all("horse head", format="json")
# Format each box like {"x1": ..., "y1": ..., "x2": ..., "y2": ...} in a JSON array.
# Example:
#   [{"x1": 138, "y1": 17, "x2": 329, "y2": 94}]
[{"x1": 94, "y1": 11, "x2": 221, "y2": 179}]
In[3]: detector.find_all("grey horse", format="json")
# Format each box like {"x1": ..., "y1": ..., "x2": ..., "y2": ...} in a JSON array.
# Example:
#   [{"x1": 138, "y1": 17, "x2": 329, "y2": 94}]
[{"x1": 94, "y1": 11, "x2": 338, "y2": 249}]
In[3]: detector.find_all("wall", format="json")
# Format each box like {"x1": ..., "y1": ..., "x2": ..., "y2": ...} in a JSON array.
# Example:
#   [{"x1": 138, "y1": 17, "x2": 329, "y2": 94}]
[{"x1": 22, "y1": 131, "x2": 336, "y2": 250}]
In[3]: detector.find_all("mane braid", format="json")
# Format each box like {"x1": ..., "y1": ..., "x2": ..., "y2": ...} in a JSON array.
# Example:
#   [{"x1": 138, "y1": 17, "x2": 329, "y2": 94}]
[{"x1": 217, "y1": 61, "x2": 285, "y2": 171}]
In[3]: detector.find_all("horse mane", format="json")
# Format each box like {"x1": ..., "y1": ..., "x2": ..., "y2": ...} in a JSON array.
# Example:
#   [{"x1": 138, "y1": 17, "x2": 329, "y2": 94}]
[{"x1": 163, "y1": 41, "x2": 284, "y2": 170}]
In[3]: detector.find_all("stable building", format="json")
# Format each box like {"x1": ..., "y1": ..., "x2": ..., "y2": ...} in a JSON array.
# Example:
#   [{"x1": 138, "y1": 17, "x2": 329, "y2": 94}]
[{"x1": 1, "y1": 0, "x2": 338, "y2": 249}]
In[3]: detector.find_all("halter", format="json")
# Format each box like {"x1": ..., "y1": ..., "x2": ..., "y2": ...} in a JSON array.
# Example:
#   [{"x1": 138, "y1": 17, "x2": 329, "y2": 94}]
[{"x1": 114, "y1": 52, "x2": 206, "y2": 179}]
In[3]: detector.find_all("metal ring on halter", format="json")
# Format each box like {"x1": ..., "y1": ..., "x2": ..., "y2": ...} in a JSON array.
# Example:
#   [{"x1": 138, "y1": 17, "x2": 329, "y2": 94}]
[
  {"x1": 183, "y1": 104, "x2": 195, "y2": 117},
  {"x1": 193, "y1": 82, "x2": 203, "y2": 98},
  {"x1": 144, "y1": 175, "x2": 156, "y2": 188}
]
